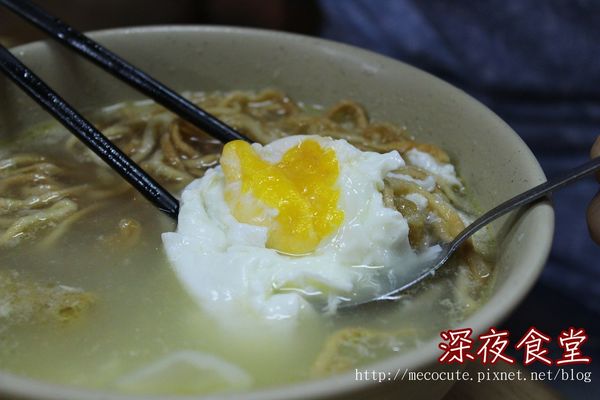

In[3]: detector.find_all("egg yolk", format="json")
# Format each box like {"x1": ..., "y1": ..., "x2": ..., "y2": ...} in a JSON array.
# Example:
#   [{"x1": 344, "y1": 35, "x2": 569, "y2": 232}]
[{"x1": 220, "y1": 139, "x2": 344, "y2": 255}]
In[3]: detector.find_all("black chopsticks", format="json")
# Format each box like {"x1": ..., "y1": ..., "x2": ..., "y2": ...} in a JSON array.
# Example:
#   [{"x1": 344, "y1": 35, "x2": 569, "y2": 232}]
[
  {"x1": 0, "y1": 0, "x2": 256, "y2": 220},
  {"x1": 0, "y1": 43, "x2": 180, "y2": 219},
  {"x1": 0, "y1": 0, "x2": 250, "y2": 144}
]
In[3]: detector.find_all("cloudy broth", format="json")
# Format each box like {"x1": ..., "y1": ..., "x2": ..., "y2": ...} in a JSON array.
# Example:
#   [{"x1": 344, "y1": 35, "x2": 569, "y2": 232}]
[{"x1": 0, "y1": 93, "x2": 493, "y2": 395}]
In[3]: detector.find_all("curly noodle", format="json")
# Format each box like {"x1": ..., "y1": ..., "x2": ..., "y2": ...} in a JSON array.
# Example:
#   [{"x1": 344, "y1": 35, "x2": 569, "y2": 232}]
[{"x1": 0, "y1": 89, "x2": 490, "y2": 279}]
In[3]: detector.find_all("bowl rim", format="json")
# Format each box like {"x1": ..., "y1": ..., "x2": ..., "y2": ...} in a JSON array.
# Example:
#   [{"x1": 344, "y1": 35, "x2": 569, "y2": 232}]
[{"x1": 0, "y1": 25, "x2": 555, "y2": 400}]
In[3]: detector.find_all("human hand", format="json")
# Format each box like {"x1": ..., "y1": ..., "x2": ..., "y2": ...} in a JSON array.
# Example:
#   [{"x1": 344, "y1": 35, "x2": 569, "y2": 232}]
[{"x1": 588, "y1": 136, "x2": 600, "y2": 244}]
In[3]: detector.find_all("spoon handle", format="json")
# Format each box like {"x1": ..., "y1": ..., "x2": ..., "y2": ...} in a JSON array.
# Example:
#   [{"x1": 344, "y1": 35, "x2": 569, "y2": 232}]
[{"x1": 449, "y1": 156, "x2": 600, "y2": 253}]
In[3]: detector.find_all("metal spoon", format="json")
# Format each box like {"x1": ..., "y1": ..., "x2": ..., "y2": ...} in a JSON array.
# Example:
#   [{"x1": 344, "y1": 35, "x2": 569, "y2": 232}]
[{"x1": 341, "y1": 155, "x2": 600, "y2": 308}]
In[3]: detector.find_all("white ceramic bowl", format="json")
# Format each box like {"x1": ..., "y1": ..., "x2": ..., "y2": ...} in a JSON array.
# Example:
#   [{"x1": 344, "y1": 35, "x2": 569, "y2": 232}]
[{"x1": 0, "y1": 26, "x2": 554, "y2": 400}]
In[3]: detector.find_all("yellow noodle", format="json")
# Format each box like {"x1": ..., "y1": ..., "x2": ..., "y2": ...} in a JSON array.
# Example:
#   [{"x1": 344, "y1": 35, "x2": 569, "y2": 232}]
[
  {"x1": 0, "y1": 154, "x2": 46, "y2": 171},
  {"x1": 0, "y1": 172, "x2": 56, "y2": 193},
  {"x1": 170, "y1": 123, "x2": 199, "y2": 159},
  {"x1": 159, "y1": 131, "x2": 183, "y2": 169},
  {"x1": 387, "y1": 179, "x2": 463, "y2": 239},
  {"x1": 0, "y1": 89, "x2": 491, "y2": 280},
  {"x1": 0, "y1": 199, "x2": 78, "y2": 248},
  {"x1": 142, "y1": 151, "x2": 193, "y2": 183},
  {"x1": 326, "y1": 100, "x2": 369, "y2": 129},
  {"x1": 0, "y1": 185, "x2": 87, "y2": 215},
  {"x1": 0, "y1": 162, "x2": 63, "y2": 179}
]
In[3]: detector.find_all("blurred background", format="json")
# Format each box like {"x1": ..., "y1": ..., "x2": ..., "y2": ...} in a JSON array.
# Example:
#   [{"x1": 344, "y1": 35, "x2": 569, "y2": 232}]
[{"x1": 1, "y1": 1, "x2": 598, "y2": 398}]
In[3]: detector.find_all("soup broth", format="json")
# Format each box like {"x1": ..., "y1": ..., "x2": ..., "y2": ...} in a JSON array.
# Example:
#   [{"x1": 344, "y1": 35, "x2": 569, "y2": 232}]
[{"x1": 0, "y1": 90, "x2": 494, "y2": 395}]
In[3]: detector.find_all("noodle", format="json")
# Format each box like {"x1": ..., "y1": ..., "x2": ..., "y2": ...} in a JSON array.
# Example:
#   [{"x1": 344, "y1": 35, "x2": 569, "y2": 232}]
[
  {"x1": 0, "y1": 89, "x2": 493, "y2": 280},
  {"x1": 0, "y1": 199, "x2": 78, "y2": 247},
  {"x1": 0, "y1": 89, "x2": 497, "y2": 388}
]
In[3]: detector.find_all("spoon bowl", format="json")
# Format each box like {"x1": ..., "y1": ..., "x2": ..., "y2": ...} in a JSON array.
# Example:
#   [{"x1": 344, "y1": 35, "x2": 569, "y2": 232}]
[{"x1": 339, "y1": 155, "x2": 600, "y2": 309}]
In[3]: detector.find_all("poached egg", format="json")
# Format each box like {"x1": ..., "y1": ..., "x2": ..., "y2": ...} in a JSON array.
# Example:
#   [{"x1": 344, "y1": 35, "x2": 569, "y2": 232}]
[{"x1": 162, "y1": 135, "x2": 438, "y2": 326}]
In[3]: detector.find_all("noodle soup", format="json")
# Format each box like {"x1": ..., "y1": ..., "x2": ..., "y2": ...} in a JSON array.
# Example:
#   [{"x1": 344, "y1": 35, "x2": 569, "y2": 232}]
[{"x1": 0, "y1": 90, "x2": 494, "y2": 395}]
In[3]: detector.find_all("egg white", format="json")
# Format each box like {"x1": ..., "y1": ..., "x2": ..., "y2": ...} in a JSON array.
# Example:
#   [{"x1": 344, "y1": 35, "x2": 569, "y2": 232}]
[{"x1": 162, "y1": 135, "x2": 439, "y2": 327}]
